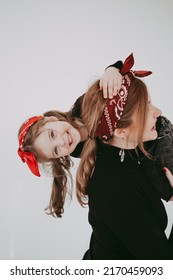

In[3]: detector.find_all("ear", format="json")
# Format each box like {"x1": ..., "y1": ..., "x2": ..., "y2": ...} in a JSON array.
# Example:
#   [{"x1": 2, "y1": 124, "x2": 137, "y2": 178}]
[{"x1": 113, "y1": 128, "x2": 129, "y2": 139}]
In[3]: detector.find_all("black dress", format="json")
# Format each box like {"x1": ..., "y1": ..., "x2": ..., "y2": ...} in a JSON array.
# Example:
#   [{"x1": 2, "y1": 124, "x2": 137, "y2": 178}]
[{"x1": 85, "y1": 140, "x2": 173, "y2": 259}]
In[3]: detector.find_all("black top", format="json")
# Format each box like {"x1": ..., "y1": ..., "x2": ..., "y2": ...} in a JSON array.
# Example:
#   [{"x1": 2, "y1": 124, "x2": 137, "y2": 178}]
[
  {"x1": 69, "y1": 85, "x2": 173, "y2": 201},
  {"x1": 86, "y1": 140, "x2": 173, "y2": 259},
  {"x1": 69, "y1": 94, "x2": 173, "y2": 201},
  {"x1": 69, "y1": 94, "x2": 85, "y2": 158}
]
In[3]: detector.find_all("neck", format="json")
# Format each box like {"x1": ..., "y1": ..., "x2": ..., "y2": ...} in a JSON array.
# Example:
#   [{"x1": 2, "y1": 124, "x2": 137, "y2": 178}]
[{"x1": 108, "y1": 135, "x2": 137, "y2": 150}]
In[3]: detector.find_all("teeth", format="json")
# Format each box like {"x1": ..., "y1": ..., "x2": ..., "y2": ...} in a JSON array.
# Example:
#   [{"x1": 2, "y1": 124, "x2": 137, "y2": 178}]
[{"x1": 69, "y1": 134, "x2": 72, "y2": 144}]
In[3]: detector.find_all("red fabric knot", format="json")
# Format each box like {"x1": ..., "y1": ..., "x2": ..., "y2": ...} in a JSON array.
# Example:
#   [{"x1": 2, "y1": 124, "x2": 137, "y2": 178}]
[
  {"x1": 96, "y1": 53, "x2": 152, "y2": 140},
  {"x1": 18, "y1": 115, "x2": 44, "y2": 176}
]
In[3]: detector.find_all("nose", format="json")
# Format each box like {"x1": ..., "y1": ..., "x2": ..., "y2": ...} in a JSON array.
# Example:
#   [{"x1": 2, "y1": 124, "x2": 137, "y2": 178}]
[
  {"x1": 52, "y1": 133, "x2": 64, "y2": 147},
  {"x1": 154, "y1": 106, "x2": 162, "y2": 118},
  {"x1": 57, "y1": 137, "x2": 65, "y2": 147}
]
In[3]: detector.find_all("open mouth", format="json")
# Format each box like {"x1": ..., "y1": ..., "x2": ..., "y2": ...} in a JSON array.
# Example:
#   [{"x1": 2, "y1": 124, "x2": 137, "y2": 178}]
[{"x1": 151, "y1": 125, "x2": 156, "y2": 131}]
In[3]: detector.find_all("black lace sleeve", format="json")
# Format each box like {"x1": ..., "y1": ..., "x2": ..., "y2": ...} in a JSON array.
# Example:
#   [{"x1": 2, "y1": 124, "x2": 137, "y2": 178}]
[
  {"x1": 106, "y1": 60, "x2": 123, "y2": 70},
  {"x1": 69, "y1": 94, "x2": 84, "y2": 119}
]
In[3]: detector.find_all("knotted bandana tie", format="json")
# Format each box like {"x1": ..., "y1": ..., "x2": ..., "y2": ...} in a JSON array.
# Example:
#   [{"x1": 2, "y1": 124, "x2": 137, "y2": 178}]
[{"x1": 96, "y1": 53, "x2": 152, "y2": 140}]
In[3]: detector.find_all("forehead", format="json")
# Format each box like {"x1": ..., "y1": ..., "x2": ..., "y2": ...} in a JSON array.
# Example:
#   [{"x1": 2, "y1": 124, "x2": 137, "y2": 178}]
[{"x1": 39, "y1": 120, "x2": 67, "y2": 132}]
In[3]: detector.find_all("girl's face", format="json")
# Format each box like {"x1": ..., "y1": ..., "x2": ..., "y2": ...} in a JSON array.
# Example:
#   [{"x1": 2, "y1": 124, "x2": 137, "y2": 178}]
[{"x1": 33, "y1": 118, "x2": 81, "y2": 161}]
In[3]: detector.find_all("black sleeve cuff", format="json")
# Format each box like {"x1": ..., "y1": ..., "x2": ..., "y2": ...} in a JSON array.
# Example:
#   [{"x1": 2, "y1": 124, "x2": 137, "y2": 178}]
[{"x1": 106, "y1": 60, "x2": 123, "y2": 71}]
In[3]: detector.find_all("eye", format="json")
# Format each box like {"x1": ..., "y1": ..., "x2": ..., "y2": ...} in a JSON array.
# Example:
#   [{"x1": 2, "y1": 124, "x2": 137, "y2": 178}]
[{"x1": 51, "y1": 130, "x2": 55, "y2": 138}]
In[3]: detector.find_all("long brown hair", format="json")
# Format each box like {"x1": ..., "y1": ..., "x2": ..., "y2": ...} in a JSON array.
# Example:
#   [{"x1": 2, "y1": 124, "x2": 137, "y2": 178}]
[
  {"x1": 18, "y1": 110, "x2": 82, "y2": 217},
  {"x1": 76, "y1": 77, "x2": 149, "y2": 206}
]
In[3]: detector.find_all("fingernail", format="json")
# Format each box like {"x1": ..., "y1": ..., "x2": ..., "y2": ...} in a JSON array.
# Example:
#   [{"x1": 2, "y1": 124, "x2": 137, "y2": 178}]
[{"x1": 163, "y1": 167, "x2": 167, "y2": 173}]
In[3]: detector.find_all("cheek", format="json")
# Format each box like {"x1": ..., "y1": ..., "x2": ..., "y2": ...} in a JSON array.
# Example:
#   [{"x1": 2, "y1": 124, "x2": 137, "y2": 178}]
[
  {"x1": 36, "y1": 135, "x2": 45, "y2": 146},
  {"x1": 61, "y1": 145, "x2": 75, "y2": 157},
  {"x1": 34, "y1": 135, "x2": 48, "y2": 153},
  {"x1": 143, "y1": 129, "x2": 158, "y2": 142},
  {"x1": 63, "y1": 124, "x2": 73, "y2": 135},
  {"x1": 69, "y1": 127, "x2": 78, "y2": 139},
  {"x1": 143, "y1": 116, "x2": 152, "y2": 132}
]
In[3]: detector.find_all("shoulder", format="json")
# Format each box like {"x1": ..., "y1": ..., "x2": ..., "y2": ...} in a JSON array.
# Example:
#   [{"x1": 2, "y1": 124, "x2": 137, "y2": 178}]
[{"x1": 69, "y1": 94, "x2": 85, "y2": 119}]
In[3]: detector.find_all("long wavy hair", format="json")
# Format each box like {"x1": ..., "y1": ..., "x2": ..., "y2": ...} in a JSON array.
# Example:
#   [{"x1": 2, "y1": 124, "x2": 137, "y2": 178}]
[
  {"x1": 18, "y1": 110, "x2": 82, "y2": 217},
  {"x1": 76, "y1": 78, "x2": 149, "y2": 206}
]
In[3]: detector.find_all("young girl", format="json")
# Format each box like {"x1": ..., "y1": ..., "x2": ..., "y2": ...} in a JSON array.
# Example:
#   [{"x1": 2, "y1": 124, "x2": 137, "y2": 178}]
[
  {"x1": 18, "y1": 54, "x2": 173, "y2": 219},
  {"x1": 76, "y1": 55, "x2": 173, "y2": 259}
]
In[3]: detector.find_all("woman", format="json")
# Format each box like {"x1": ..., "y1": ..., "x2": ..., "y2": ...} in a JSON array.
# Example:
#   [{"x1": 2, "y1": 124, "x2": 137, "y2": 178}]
[
  {"x1": 76, "y1": 55, "x2": 173, "y2": 259},
  {"x1": 18, "y1": 54, "x2": 173, "y2": 219}
]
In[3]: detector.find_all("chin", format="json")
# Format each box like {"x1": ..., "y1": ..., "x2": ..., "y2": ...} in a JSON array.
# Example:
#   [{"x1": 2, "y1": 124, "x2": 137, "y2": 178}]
[
  {"x1": 143, "y1": 130, "x2": 158, "y2": 142},
  {"x1": 152, "y1": 130, "x2": 158, "y2": 139}
]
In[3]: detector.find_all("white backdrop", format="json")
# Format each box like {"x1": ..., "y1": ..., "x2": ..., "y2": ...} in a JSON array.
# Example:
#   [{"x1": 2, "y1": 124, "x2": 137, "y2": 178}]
[{"x1": 0, "y1": 0, "x2": 173, "y2": 260}]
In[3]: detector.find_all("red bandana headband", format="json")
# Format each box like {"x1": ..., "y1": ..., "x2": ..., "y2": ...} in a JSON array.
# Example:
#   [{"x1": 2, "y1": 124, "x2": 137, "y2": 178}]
[
  {"x1": 18, "y1": 115, "x2": 44, "y2": 176},
  {"x1": 96, "y1": 53, "x2": 152, "y2": 140}
]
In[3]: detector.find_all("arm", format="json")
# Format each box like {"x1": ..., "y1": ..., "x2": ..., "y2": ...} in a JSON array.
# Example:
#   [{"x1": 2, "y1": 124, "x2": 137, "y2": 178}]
[
  {"x1": 141, "y1": 156, "x2": 173, "y2": 201},
  {"x1": 69, "y1": 58, "x2": 123, "y2": 117},
  {"x1": 144, "y1": 116, "x2": 173, "y2": 201},
  {"x1": 68, "y1": 59, "x2": 124, "y2": 156}
]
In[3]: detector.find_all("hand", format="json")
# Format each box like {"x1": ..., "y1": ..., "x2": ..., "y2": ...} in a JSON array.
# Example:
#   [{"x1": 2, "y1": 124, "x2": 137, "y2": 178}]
[
  {"x1": 163, "y1": 167, "x2": 173, "y2": 201},
  {"x1": 100, "y1": 67, "x2": 123, "y2": 99}
]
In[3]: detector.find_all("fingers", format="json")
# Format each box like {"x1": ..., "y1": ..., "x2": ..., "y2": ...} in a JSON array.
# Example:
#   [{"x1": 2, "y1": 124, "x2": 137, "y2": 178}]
[
  {"x1": 113, "y1": 81, "x2": 119, "y2": 96},
  {"x1": 117, "y1": 78, "x2": 122, "y2": 92},
  {"x1": 101, "y1": 80, "x2": 113, "y2": 99},
  {"x1": 99, "y1": 67, "x2": 123, "y2": 99},
  {"x1": 108, "y1": 81, "x2": 114, "y2": 99},
  {"x1": 100, "y1": 80, "x2": 118, "y2": 99},
  {"x1": 163, "y1": 167, "x2": 173, "y2": 187},
  {"x1": 103, "y1": 82, "x2": 108, "y2": 98},
  {"x1": 100, "y1": 78, "x2": 108, "y2": 98}
]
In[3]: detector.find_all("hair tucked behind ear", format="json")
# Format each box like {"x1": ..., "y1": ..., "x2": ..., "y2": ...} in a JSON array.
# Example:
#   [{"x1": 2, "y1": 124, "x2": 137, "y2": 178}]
[{"x1": 76, "y1": 80, "x2": 106, "y2": 206}]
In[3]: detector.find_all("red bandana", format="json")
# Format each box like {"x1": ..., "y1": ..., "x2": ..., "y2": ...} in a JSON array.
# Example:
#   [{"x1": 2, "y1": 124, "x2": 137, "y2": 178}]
[
  {"x1": 96, "y1": 53, "x2": 152, "y2": 140},
  {"x1": 18, "y1": 115, "x2": 44, "y2": 176}
]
